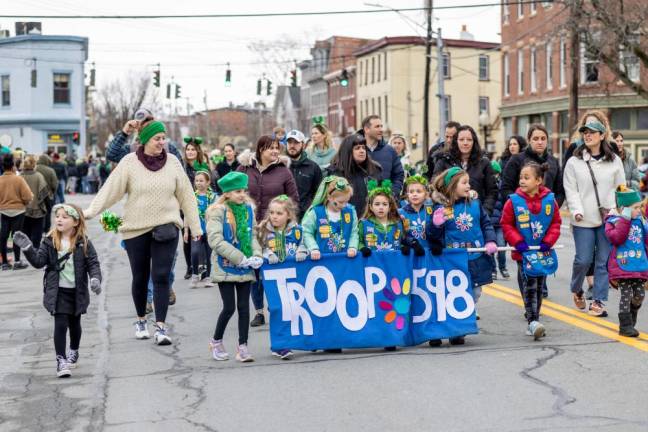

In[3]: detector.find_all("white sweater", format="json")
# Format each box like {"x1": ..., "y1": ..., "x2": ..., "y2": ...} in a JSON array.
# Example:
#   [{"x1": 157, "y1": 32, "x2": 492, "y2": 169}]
[
  {"x1": 563, "y1": 152, "x2": 625, "y2": 228},
  {"x1": 84, "y1": 153, "x2": 202, "y2": 240}
]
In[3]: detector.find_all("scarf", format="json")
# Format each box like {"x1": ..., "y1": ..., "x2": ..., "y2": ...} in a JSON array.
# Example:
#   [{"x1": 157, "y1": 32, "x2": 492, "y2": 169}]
[
  {"x1": 227, "y1": 201, "x2": 252, "y2": 257},
  {"x1": 136, "y1": 146, "x2": 167, "y2": 172}
]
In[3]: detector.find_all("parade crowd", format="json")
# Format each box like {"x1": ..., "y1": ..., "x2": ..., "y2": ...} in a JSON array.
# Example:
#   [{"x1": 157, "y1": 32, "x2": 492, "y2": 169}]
[{"x1": 1, "y1": 107, "x2": 648, "y2": 378}]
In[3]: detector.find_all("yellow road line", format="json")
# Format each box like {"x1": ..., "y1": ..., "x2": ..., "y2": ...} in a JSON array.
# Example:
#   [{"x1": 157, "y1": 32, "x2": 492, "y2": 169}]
[
  {"x1": 488, "y1": 283, "x2": 648, "y2": 341},
  {"x1": 482, "y1": 285, "x2": 648, "y2": 353}
]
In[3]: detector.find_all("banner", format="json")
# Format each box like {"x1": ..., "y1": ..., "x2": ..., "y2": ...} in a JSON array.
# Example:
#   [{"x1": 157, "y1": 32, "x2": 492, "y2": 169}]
[{"x1": 261, "y1": 249, "x2": 478, "y2": 351}]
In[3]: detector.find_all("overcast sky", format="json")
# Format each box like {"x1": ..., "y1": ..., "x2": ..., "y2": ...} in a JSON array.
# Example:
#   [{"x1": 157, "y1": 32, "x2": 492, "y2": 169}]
[{"x1": 1, "y1": 0, "x2": 501, "y2": 111}]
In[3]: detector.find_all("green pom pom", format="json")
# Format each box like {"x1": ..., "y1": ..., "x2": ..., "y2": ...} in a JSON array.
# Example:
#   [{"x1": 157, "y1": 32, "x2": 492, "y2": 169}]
[{"x1": 100, "y1": 211, "x2": 123, "y2": 234}]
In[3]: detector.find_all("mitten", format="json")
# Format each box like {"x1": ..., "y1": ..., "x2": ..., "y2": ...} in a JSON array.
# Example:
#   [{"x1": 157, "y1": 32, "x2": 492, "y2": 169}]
[
  {"x1": 539, "y1": 242, "x2": 551, "y2": 252},
  {"x1": 360, "y1": 247, "x2": 372, "y2": 257},
  {"x1": 248, "y1": 257, "x2": 264, "y2": 269},
  {"x1": 432, "y1": 207, "x2": 447, "y2": 227},
  {"x1": 90, "y1": 278, "x2": 102, "y2": 295},
  {"x1": 236, "y1": 257, "x2": 251, "y2": 268},
  {"x1": 400, "y1": 244, "x2": 411, "y2": 256},
  {"x1": 12, "y1": 231, "x2": 32, "y2": 250},
  {"x1": 295, "y1": 250, "x2": 309, "y2": 262},
  {"x1": 430, "y1": 241, "x2": 443, "y2": 256},
  {"x1": 412, "y1": 240, "x2": 426, "y2": 256},
  {"x1": 485, "y1": 241, "x2": 498, "y2": 255},
  {"x1": 515, "y1": 241, "x2": 529, "y2": 253},
  {"x1": 266, "y1": 253, "x2": 279, "y2": 265}
]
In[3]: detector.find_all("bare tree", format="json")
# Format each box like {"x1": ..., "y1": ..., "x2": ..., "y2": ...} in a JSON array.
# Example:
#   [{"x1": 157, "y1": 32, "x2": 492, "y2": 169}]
[{"x1": 247, "y1": 34, "x2": 313, "y2": 85}]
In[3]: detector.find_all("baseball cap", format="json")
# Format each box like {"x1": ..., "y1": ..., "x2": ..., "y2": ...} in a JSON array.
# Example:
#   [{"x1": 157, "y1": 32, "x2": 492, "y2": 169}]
[
  {"x1": 578, "y1": 120, "x2": 606, "y2": 134},
  {"x1": 286, "y1": 129, "x2": 306, "y2": 143}
]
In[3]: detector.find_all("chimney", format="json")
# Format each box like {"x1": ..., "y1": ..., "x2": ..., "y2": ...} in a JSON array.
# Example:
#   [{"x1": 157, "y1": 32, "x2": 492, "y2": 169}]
[{"x1": 460, "y1": 24, "x2": 474, "y2": 41}]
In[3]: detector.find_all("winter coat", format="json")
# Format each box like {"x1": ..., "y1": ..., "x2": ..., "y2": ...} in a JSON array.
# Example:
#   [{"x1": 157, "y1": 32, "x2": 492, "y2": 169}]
[
  {"x1": 500, "y1": 146, "x2": 565, "y2": 207},
  {"x1": 106, "y1": 130, "x2": 183, "y2": 164},
  {"x1": 289, "y1": 152, "x2": 323, "y2": 219},
  {"x1": 490, "y1": 175, "x2": 504, "y2": 229},
  {"x1": 21, "y1": 170, "x2": 49, "y2": 218},
  {"x1": 432, "y1": 152, "x2": 498, "y2": 214},
  {"x1": 77, "y1": 161, "x2": 89, "y2": 178},
  {"x1": 236, "y1": 150, "x2": 300, "y2": 222},
  {"x1": 51, "y1": 161, "x2": 68, "y2": 182},
  {"x1": 604, "y1": 210, "x2": 648, "y2": 281},
  {"x1": 500, "y1": 186, "x2": 562, "y2": 261},
  {"x1": 357, "y1": 131, "x2": 405, "y2": 197},
  {"x1": 0, "y1": 171, "x2": 33, "y2": 211},
  {"x1": 216, "y1": 159, "x2": 240, "y2": 179},
  {"x1": 425, "y1": 138, "x2": 446, "y2": 180},
  {"x1": 23, "y1": 236, "x2": 102, "y2": 315},
  {"x1": 326, "y1": 162, "x2": 383, "y2": 217},
  {"x1": 206, "y1": 202, "x2": 262, "y2": 283},
  {"x1": 307, "y1": 146, "x2": 337, "y2": 169},
  {"x1": 36, "y1": 155, "x2": 59, "y2": 198},
  {"x1": 621, "y1": 153, "x2": 642, "y2": 191}
]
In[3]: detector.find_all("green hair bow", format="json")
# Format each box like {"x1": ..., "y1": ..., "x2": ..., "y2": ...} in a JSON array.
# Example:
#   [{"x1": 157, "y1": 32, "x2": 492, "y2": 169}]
[
  {"x1": 367, "y1": 179, "x2": 393, "y2": 198},
  {"x1": 183, "y1": 136, "x2": 204, "y2": 145},
  {"x1": 307, "y1": 176, "x2": 350, "y2": 213}
]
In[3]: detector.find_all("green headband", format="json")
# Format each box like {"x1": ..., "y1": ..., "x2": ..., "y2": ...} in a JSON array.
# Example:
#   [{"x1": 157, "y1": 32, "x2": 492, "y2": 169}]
[
  {"x1": 405, "y1": 174, "x2": 428, "y2": 188},
  {"x1": 367, "y1": 179, "x2": 393, "y2": 198},
  {"x1": 308, "y1": 176, "x2": 351, "y2": 212},
  {"x1": 183, "y1": 136, "x2": 203, "y2": 145},
  {"x1": 276, "y1": 194, "x2": 290, "y2": 202},
  {"x1": 53, "y1": 204, "x2": 80, "y2": 220},
  {"x1": 443, "y1": 167, "x2": 464, "y2": 187},
  {"x1": 139, "y1": 121, "x2": 166, "y2": 145}
]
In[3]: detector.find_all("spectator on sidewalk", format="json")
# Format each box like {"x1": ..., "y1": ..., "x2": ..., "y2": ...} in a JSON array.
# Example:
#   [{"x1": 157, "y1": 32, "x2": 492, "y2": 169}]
[
  {"x1": 0, "y1": 154, "x2": 33, "y2": 270},
  {"x1": 51, "y1": 153, "x2": 67, "y2": 203},
  {"x1": 20, "y1": 155, "x2": 49, "y2": 249},
  {"x1": 307, "y1": 124, "x2": 336, "y2": 169},
  {"x1": 285, "y1": 129, "x2": 322, "y2": 219},
  {"x1": 426, "y1": 121, "x2": 461, "y2": 179},
  {"x1": 36, "y1": 154, "x2": 59, "y2": 233}
]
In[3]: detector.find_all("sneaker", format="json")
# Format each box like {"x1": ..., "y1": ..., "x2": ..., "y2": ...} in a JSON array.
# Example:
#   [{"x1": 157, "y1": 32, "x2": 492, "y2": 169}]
[
  {"x1": 585, "y1": 286, "x2": 594, "y2": 300},
  {"x1": 573, "y1": 292, "x2": 587, "y2": 311},
  {"x1": 12, "y1": 261, "x2": 28, "y2": 270},
  {"x1": 183, "y1": 271, "x2": 191, "y2": 280},
  {"x1": 272, "y1": 349, "x2": 293, "y2": 360},
  {"x1": 528, "y1": 321, "x2": 546, "y2": 340},
  {"x1": 250, "y1": 313, "x2": 265, "y2": 327},
  {"x1": 236, "y1": 344, "x2": 254, "y2": 362},
  {"x1": 1, "y1": 263, "x2": 10, "y2": 271},
  {"x1": 588, "y1": 300, "x2": 608, "y2": 317},
  {"x1": 428, "y1": 339, "x2": 442, "y2": 347},
  {"x1": 168, "y1": 290, "x2": 176, "y2": 305},
  {"x1": 492, "y1": 272, "x2": 498, "y2": 281},
  {"x1": 56, "y1": 355, "x2": 71, "y2": 378},
  {"x1": 67, "y1": 349, "x2": 79, "y2": 368},
  {"x1": 449, "y1": 336, "x2": 465, "y2": 345},
  {"x1": 134, "y1": 320, "x2": 150, "y2": 339},
  {"x1": 190, "y1": 275, "x2": 200, "y2": 288},
  {"x1": 384, "y1": 346, "x2": 397, "y2": 352},
  {"x1": 202, "y1": 277, "x2": 215, "y2": 288},
  {"x1": 154, "y1": 324, "x2": 172, "y2": 345},
  {"x1": 525, "y1": 327, "x2": 533, "y2": 336},
  {"x1": 146, "y1": 302, "x2": 153, "y2": 314},
  {"x1": 209, "y1": 339, "x2": 229, "y2": 361},
  {"x1": 500, "y1": 269, "x2": 511, "y2": 280}
]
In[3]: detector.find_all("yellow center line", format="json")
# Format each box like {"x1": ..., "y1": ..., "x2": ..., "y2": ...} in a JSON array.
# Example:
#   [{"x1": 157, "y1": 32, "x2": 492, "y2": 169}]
[{"x1": 482, "y1": 284, "x2": 648, "y2": 353}]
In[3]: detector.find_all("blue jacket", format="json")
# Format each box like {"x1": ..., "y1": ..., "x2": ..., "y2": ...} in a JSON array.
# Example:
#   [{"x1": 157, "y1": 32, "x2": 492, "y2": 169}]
[
  {"x1": 357, "y1": 130, "x2": 404, "y2": 197},
  {"x1": 106, "y1": 131, "x2": 183, "y2": 164}
]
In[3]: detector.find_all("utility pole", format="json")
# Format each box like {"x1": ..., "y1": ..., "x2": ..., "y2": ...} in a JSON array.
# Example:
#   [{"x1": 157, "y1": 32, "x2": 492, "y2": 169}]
[
  {"x1": 437, "y1": 27, "x2": 446, "y2": 141},
  {"x1": 423, "y1": 0, "x2": 432, "y2": 158},
  {"x1": 568, "y1": 1, "x2": 580, "y2": 136},
  {"x1": 203, "y1": 90, "x2": 211, "y2": 147}
]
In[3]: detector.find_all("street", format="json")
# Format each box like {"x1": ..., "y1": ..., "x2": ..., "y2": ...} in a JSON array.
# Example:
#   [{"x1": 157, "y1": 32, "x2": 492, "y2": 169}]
[{"x1": 2, "y1": 193, "x2": 648, "y2": 432}]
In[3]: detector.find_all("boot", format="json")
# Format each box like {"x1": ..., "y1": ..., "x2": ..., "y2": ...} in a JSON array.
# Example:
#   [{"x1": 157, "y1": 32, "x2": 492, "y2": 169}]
[
  {"x1": 618, "y1": 312, "x2": 639, "y2": 337},
  {"x1": 630, "y1": 304, "x2": 641, "y2": 327}
]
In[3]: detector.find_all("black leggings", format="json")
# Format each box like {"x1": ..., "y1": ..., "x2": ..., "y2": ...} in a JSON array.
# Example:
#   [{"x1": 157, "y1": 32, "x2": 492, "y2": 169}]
[
  {"x1": 54, "y1": 313, "x2": 82, "y2": 357},
  {"x1": 190, "y1": 236, "x2": 211, "y2": 278},
  {"x1": 183, "y1": 229, "x2": 192, "y2": 273},
  {"x1": 124, "y1": 230, "x2": 179, "y2": 322},
  {"x1": 214, "y1": 282, "x2": 251, "y2": 345},
  {"x1": 0, "y1": 213, "x2": 24, "y2": 263},
  {"x1": 517, "y1": 262, "x2": 545, "y2": 323}
]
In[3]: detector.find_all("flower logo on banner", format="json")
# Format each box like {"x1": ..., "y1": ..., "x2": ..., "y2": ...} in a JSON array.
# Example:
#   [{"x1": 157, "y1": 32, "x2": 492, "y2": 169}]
[{"x1": 379, "y1": 278, "x2": 411, "y2": 330}]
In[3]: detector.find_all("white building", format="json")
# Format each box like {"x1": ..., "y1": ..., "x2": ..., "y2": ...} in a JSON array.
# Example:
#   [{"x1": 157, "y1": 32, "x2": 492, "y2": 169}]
[{"x1": 0, "y1": 34, "x2": 88, "y2": 156}]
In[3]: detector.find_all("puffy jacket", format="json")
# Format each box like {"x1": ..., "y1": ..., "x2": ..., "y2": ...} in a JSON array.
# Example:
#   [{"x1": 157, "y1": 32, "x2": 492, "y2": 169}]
[
  {"x1": 621, "y1": 153, "x2": 642, "y2": 191},
  {"x1": 432, "y1": 152, "x2": 498, "y2": 214},
  {"x1": 289, "y1": 152, "x2": 323, "y2": 219},
  {"x1": 356, "y1": 131, "x2": 404, "y2": 197},
  {"x1": 500, "y1": 186, "x2": 562, "y2": 261},
  {"x1": 236, "y1": 150, "x2": 300, "y2": 221},
  {"x1": 106, "y1": 130, "x2": 183, "y2": 163},
  {"x1": 604, "y1": 211, "x2": 648, "y2": 281},
  {"x1": 501, "y1": 146, "x2": 565, "y2": 207},
  {"x1": 36, "y1": 154, "x2": 59, "y2": 198},
  {"x1": 326, "y1": 162, "x2": 382, "y2": 217},
  {"x1": 215, "y1": 159, "x2": 240, "y2": 179},
  {"x1": 22, "y1": 236, "x2": 102, "y2": 315}
]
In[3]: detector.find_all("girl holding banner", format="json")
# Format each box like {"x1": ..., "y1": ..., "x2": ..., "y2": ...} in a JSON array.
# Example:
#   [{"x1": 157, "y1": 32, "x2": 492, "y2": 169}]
[
  {"x1": 397, "y1": 175, "x2": 431, "y2": 257},
  {"x1": 427, "y1": 167, "x2": 498, "y2": 346},
  {"x1": 500, "y1": 163, "x2": 562, "y2": 340}
]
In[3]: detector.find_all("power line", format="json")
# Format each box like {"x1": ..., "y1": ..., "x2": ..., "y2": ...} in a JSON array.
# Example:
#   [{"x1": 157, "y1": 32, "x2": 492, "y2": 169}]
[{"x1": 0, "y1": 2, "x2": 548, "y2": 19}]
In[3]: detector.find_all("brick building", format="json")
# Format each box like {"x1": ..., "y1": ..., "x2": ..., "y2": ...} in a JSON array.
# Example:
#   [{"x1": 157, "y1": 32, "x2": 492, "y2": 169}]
[{"x1": 500, "y1": 1, "x2": 648, "y2": 161}]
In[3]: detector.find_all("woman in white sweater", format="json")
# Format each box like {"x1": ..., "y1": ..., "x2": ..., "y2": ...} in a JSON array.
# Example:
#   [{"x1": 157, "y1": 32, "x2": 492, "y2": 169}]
[
  {"x1": 563, "y1": 120, "x2": 625, "y2": 318},
  {"x1": 84, "y1": 120, "x2": 202, "y2": 345}
]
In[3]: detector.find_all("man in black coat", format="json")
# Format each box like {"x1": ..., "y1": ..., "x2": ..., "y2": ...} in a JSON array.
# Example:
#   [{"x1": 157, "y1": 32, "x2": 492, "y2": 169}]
[
  {"x1": 426, "y1": 121, "x2": 461, "y2": 180},
  {"x1": 285, "y1": 130, "x2": 322, "y2": 219}
]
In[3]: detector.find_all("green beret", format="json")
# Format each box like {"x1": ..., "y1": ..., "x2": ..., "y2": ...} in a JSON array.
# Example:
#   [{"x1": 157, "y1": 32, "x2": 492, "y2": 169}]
[{"x1": 218, "y1": 171, "x2": 249, "y2": 193}]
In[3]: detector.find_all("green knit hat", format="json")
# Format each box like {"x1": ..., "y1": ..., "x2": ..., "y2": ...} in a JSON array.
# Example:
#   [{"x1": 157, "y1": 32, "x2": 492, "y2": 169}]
[
  {"x1": 138, "y1": 121, "x2": 166, "y2": 145},
  {"x1": 218, "y1": 171, "x2": 248, "y2": 193},
  {"x1": 616, "y1": 185, "x2": 642, "y2": 208},
  {"x1": 490, "y1": 160, "x2": 501, "y2": 174}
]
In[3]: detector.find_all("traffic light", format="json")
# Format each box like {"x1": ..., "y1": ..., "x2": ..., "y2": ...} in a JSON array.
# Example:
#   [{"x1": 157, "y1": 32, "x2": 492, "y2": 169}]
[
  {"x1": 256, "y1": 79, "x2": 262, "y2": 96},
  {"x1": 225, "y1": 68, "x2": 231, "y2": 87},
  {"x1": 153, "y1": 69, "x2": 160, "y2": 88},
  {"x1": 290, "y1": 69, "x2": 297, "y2": 87},
  {"x1": 90, "y1": 62, "x2": 96, "y2": 87},
  {"x1": 266, "y1": 80, "x2": 272, "y2": 96},
  {"x1": 166, "y1": 83, "x2": 171, "y2": 99},
  {"x1": 72, "y1": 131, "x2": 80, "y2": 144},
  {"x1": 339, "y1": 69, "x2": 349, "y2": 87},
  {"x1": 175, "y1": 84, "x2": 181, "y2": 99}
]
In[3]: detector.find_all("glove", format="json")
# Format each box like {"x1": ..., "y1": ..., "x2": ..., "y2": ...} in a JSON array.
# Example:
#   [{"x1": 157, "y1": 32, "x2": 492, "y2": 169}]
[
  {"x1": 347, "y1": 248, "x2": 357, "y2": 258},
  {"x1": 539, "y1": 242, "x2": 551, "y2": 252},
  {"x1": 12, "y1": 231, "x2": 32, "y2": 250},
  {"x1": 90, "y1": 278, "x2": 101, "y2": 295},
  {"x1": 485, "y1": 241, "x2": 498, "y2": 255},
  {"x1": 360, "y1": 247, "x2": 372, "y2": 257},
  {"x1": 266, "y1": 253, "x2": 279, "y2": 265},
  {"x1": 430, "y1": 241, "x2": 443, "y2": 256},
  {"x1": 432, "y1": 207, "x2": 447, "y2": 227},
  {"x1": 248, "y1": 257, "x2": 263, "y2": 269},
  {"x1": 469, "y1": 190, "x2": 479, "y2": 200},
  {"x1": 400, "y1": 244, "x2": 411, "y2": 256},
  {"x1": 515, "y1": 241, "x2": 529, "y2": 253},
  {"x1": 295, "y1": 250, "x2": 308, "y2": 262},
  {"x1": 412, "y1": 240, "x2": 426, "y2": 257},
  {"x1": 236, "y1": 257, "x2": 251, "y2": 269},
  {"x1": 621, "y1": 207, "x2": 633, "y2": 220}
]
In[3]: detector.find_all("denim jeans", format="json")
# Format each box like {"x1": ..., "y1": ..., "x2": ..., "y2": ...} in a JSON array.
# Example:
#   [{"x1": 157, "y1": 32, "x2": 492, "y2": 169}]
[
  {"x1": 570, "y1": 225, "x2": 610, "y2": 302},
  {"x1": 147, "y1": 251, "x2": 177, "y2": 304},
  {"x1": 489, "y1": 226, "x2": 508, "y2": 272},
  {"x1": 55, "y1": 179, "x2": 66, "y2": 204}
]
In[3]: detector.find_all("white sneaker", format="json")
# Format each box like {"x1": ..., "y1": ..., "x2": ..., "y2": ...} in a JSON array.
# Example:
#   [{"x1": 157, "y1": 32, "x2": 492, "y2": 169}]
[
  {"x1": 529, "y1": 321, "x2": 546, "y2": 340},
  {"x1": 154, "y1": 324, "x2": 172, "y2": 345},
  {"x1": 134, "y1": 320, "x2": 150, "y2": 339},
  {"x1": 56, "y1": 355, "x2": 71, "y2": 378},
  {"x1": 190, "y1": 275, "x2": 200, "y2": 288},
  {"x1": 202, "y1": 277, "x2": 214, "y2": 288},
  {"x1": 236, "y1": 343, "x2": 254, "y2": 362},
  {"x1": 209, "y1": 339, "x2": 229, "y2": 360}
]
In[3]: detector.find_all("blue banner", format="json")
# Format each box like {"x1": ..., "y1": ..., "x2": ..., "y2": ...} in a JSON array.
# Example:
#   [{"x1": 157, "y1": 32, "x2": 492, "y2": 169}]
[{"x1": 261, "y1": 249, "x2": 478, "y2": 351}]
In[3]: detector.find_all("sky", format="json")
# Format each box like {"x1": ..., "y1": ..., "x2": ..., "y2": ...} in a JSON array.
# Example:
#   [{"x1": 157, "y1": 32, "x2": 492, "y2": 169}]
[{"x1": 0, "y1": 0, "x2": 501, "y2": 112}]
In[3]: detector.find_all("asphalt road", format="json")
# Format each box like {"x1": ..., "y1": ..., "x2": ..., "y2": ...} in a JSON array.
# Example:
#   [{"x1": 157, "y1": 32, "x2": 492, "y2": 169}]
[{"x1": 1, "y1": 194, "x2": 648, "y2": 432}]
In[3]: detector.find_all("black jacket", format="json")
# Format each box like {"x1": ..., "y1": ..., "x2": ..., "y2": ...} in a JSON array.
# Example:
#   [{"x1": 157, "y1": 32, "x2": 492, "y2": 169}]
[
  {"x1": 216, "y1": 159, "x2": 240, "y2": 179},
  {"x1": 425, "y1": 138, "x2": 446, "y2": 180},
  {"x1": 77, "y1": 161, "x2": 89, "y2": 178},
  {"x1": 326, "y1": 163, "x2": 383, "y2": 217},
  {"x1": 289, "y1": 153, "x2": 323, "y2": 219},
  {"x1": 432, "y1": 153, "x2": 498, "y2": 214},
  {"x1": 23, "y1": 236, "x2": 101, "y2": 315},
  {"x1": 51, "y1": 161, "x2": 68, "y2": 181},
  {"x1": 501, "y1": 147, "x2": 565, "y2": 207}
]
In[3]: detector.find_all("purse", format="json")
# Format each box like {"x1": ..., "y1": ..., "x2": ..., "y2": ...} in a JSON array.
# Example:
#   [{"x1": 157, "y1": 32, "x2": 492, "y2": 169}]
[
  {"x1": 585, "y1": 160, "x2": 610, "y2": 223},
  {"x1": 152, "y1": 223, "x2": 178, "y2": 242}
]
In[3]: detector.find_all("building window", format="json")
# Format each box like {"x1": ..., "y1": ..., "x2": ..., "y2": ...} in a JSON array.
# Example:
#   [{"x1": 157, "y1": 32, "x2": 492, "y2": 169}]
[
  {"x1": 371, "y1": 57, "x2": 375, "y2": 84},
  {"x1": 377, "y1": 54, "x2": 381, "y2": 82},
  {"x1": 479, "y1": 96, "x2": 489, "y2": 115},
  {"x1": 620, "y1": 34, "x2": 640, "y2": 82},
  {"x1": 530, "y1": 1, "x2": 537, "y2": 15},
  {"x1": 383, "y1": 51, "x2": 387, "y2": 80},
  {"x1": 504, "y1": 54, "x2": 510, "y2": 96},
  {"x1": 517, "y1": 1, "x2": 524, "y2": 19},
  {"x1": 377, "y1": 95, "x2": 382, "y2": 117},
  {"x1": 358, "y1": 61, "x2": 363, "y2": 87},
  {"x1": 637, "y1": 109, "x2": 648, "y2": 129},
  {"x1": 542, "y1": 1, "x2": 553, "y2": 8},
  {"x1": 580, "y1": 39, "x2": 599, "y2": 84},
  {"x1": 384, "y1": 94, "x2": 388, "y2": 123},
  {"x1": 53, "y1": 73, "x2": 71, "y2": 104},
  {"x1": 611, "y1": 108, "x2": 632, "y2": 130},
  {"x1": 371, "y1": 97, "x2": 375, "y2": 115},
  {"x1": 503, "y1": 0, "x2": 510, "y2": 24},
  {"x1": 546, "y1": 41, "x2": 553, "y2": 90},
  {"x1": 479, "y1": 55, "x2": 489, "y2": 81},
  {"x1": 1, "y1": 75, "x2": 9, "y2": 107},
  {"x1": 559, "y1": 36, "x2": 566, "y2": 87},
  {"x1": 530, "y1": 47, "x2": 537, "y2": 92},
  {"x1": 444, "y1": 95, "x2": 452, "y2": 122},
  {"x1": 364, "y1": 59, "x2": 368, "y2": 86},
  {"x1": 442, "y1": 52, "x2": 451, "y2": 79},
  {"x1": 517, "y1": 50, "x2": 524, "y2": 94}
]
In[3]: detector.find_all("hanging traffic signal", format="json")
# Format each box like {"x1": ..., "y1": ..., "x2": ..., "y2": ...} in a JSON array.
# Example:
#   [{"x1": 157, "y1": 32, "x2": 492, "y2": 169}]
[
  {"x1": 225, "y1": 63, "x2": 231, "y2": 87},
  {"x1": 153, "y1": 68, "x2": 160, "y2": 88},
  {"x1": 290, "y1": 69, "x2": 297, "y2": 87},
  {"x1": 266, "y1": 80, "x2": 273, "y2": 96},
  {"x1": 339, "y1": 69, "x2": 349, "y2": 87},
  {"x1": 90, "y1": 62, "x2": 96, "y2": 87},
  {"x1": 256, "y1": 79, "x2": 262, "y2": 96},
  {"x1": 175, "y1": 84, "x2": 181, "y2": 99},
  {"x1": 72, "y1": 131, "x2": 80, "y2": 144}
]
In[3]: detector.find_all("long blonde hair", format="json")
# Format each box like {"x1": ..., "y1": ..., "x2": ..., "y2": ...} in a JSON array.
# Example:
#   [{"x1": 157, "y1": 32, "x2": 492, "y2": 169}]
[
  {"x1": 49, "y1": 203, "x2": 88, "y2": 254},
  {"x1": 310, "y1": 124, "x2": 333, "y2": 151},
  {"x1": 257, "y1": 196, "x2": 298, "y2": 245},
  {"x1": 207, "y1": 192, "x2": 255, "y2": 235}
]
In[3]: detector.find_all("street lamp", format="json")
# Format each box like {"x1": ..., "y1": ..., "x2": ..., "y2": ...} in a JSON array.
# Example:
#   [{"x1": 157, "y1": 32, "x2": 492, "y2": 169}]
[{"x1": 478, "y1": 110, "x2": 491, "y2": 153}]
